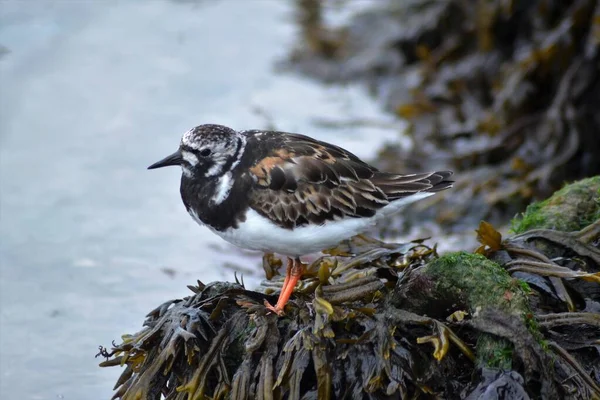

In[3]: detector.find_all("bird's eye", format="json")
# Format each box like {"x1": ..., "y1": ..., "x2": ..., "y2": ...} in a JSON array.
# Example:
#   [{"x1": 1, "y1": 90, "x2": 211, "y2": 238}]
[{"x1": 200, "y1": 148, "x2": 211, "y2": 157}]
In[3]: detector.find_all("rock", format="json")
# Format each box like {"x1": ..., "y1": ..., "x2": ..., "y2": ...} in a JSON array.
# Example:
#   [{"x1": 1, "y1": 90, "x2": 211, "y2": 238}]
[{"x1": 511, "y1": 176, "x2": 600, "y2": 234}]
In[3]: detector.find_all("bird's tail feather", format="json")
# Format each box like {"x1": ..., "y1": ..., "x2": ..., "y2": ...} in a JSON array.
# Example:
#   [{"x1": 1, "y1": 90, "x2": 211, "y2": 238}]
[{"x1": 372, "y1": 170, "x2": 453, "y2": 199}]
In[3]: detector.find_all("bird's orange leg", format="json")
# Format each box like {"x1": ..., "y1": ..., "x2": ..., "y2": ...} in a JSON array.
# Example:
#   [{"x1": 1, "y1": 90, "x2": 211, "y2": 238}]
[
  {"x1": 280, "y1": 257, "x2": 293, "y2": 295},
  {"x1": 264, "y1": 257, "x2": 303, "y2": 315}
]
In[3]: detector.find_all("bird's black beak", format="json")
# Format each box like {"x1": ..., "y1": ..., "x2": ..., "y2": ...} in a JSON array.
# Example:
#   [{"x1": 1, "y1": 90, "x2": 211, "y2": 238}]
[{"x1": 147, "y1": 150, "x2": 183, "y2": 169}]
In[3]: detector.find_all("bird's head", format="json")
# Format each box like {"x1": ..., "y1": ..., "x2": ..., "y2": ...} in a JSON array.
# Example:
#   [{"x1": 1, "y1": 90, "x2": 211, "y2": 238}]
[{"x1": 148, "y1": 124, "x2": 245, "y2": 178}]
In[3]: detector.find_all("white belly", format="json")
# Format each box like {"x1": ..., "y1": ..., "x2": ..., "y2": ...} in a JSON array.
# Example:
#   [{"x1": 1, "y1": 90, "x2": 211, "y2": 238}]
[{"x1": 195, "y1": 192, "x2": 434, "y2": 257}]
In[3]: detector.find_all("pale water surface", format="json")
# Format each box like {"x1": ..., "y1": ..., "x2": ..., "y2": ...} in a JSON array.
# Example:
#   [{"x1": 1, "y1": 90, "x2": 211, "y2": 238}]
[{"x1": 0, "y1": 1, "x2": 400, "y2": 398}]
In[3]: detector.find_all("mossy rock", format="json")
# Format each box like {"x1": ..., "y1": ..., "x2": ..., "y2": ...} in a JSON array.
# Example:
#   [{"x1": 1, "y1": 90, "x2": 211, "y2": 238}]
[
  {"x1": 511, "y1": 176, "x2": 600, "y2": 234},
  {"x1": 424, "y1": 252, "x2": 534, "y2": 371},
  {"x1": 396, "y1": 252, "x2": 531, "y2": 319},
  {"x1": 396, "y1": 251, "x2": 537, "y2": 371},
  {"x1": 426, "y1": 252, "x2": 530, "y2": 315}
]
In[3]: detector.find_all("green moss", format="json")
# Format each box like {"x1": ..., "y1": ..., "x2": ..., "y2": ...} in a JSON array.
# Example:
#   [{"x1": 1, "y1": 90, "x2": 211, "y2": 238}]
[
  {"x1": 476, "y1": 335, "x2": 513, "y2": 370},
  {"x1": 510, "y1": 176, "x2": 600, "y2": 233},
  {"x1": 516, "y1": 280, "x2": 532, "y2": 294},
  {"x1": 426, "y1": 252, "x2": 530, "y2": 314},
  {"x1": 426, "y1": 252, "x2": 537, "y2": 369},
  {"x1": 593, "y1": 188, "x2": 600, "y2": 222}
]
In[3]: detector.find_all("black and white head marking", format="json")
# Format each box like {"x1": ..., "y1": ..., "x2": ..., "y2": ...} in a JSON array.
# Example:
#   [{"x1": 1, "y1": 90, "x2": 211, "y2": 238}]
[
  {"x1": 178, "y1": 124, "x2": 246, "y2": 179},
  {"x1": 178, "y1": 124, "x2": 246, "y2": 204}
]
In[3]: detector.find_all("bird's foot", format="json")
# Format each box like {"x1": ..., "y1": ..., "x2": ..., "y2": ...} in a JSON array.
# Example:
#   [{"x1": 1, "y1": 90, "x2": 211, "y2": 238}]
[
  {"x1": 263, "y1": 257, "x2": 305, "y2": 316},
  {"x1": 263, "y1": 299, "x2": 285, "y2": 316}
]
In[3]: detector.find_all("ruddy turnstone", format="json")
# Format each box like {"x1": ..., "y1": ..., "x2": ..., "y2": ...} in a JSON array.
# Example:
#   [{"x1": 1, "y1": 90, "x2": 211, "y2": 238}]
[{"x1": 148, "y1": 124, "x2": 453, "y2": 315}]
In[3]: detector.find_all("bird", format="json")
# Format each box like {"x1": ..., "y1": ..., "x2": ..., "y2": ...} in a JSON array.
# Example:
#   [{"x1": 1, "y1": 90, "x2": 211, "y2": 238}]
[{"x1": 148, "y1": 124, "x2": 453, "y2": 315}]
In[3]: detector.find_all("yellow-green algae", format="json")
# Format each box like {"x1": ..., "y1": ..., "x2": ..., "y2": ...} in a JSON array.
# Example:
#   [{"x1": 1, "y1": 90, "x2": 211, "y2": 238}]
[
  {"x1": 425, "y1": 252, "x2": 534, "y2": 370},
  {"x1": 511, "y1": 176, "x2": 600, "y2": 234}
]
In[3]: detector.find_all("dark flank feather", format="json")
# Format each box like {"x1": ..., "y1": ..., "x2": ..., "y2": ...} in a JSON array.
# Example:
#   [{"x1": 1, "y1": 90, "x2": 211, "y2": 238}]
[{"x1": 242, "y1": 131, "x2": 453, "y2": 229}]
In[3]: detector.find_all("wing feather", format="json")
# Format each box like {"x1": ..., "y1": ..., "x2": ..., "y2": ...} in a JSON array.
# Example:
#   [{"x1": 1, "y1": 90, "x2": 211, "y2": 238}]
[{"x1": 245, "y1": 132, "x2": 453, "y2": 229}]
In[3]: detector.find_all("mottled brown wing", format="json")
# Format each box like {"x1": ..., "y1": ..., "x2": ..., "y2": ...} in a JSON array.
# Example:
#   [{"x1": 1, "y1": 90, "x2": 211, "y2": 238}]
[
  {"x1": 246, "y1": 133, "x2": 453, "y2": 229},
  {"x1": 246, "y1": 134, "x2": 388, "y2": 228}
]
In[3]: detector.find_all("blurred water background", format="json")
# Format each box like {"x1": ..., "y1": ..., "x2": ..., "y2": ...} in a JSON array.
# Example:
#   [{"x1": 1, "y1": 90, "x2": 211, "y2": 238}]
[{"x1": 0, "y1": 1, "x2": 399, "y2": 398}]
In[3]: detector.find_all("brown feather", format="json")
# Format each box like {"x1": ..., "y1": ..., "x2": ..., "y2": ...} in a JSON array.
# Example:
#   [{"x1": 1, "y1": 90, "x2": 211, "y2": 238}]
[{"x1": 245, "y1": 131, "x2": 453, "y2": 229}]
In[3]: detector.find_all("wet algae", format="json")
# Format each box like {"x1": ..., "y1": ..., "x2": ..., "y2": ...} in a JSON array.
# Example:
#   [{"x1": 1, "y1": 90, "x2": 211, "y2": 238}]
[{"x1": 99, "y1": 178, "x2": 600, "y2": 399}]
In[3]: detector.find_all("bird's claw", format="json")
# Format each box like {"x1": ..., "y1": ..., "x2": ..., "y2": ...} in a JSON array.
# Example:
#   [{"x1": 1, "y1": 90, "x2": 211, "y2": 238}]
[{"x1": 263, "y1": 299, "x2": 285, "y2": 316}]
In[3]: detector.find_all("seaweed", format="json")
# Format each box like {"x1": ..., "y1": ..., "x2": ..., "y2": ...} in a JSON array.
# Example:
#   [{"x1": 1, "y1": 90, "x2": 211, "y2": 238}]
[{"x1": 283, "y1": 0, "x2": 600, "y2": 233}]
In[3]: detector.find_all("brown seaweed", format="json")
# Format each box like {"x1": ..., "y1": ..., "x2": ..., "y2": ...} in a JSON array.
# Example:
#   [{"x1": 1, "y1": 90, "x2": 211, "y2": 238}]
[{"x1": 283, "y1": 0, "x2": 600, "y2": 233}]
